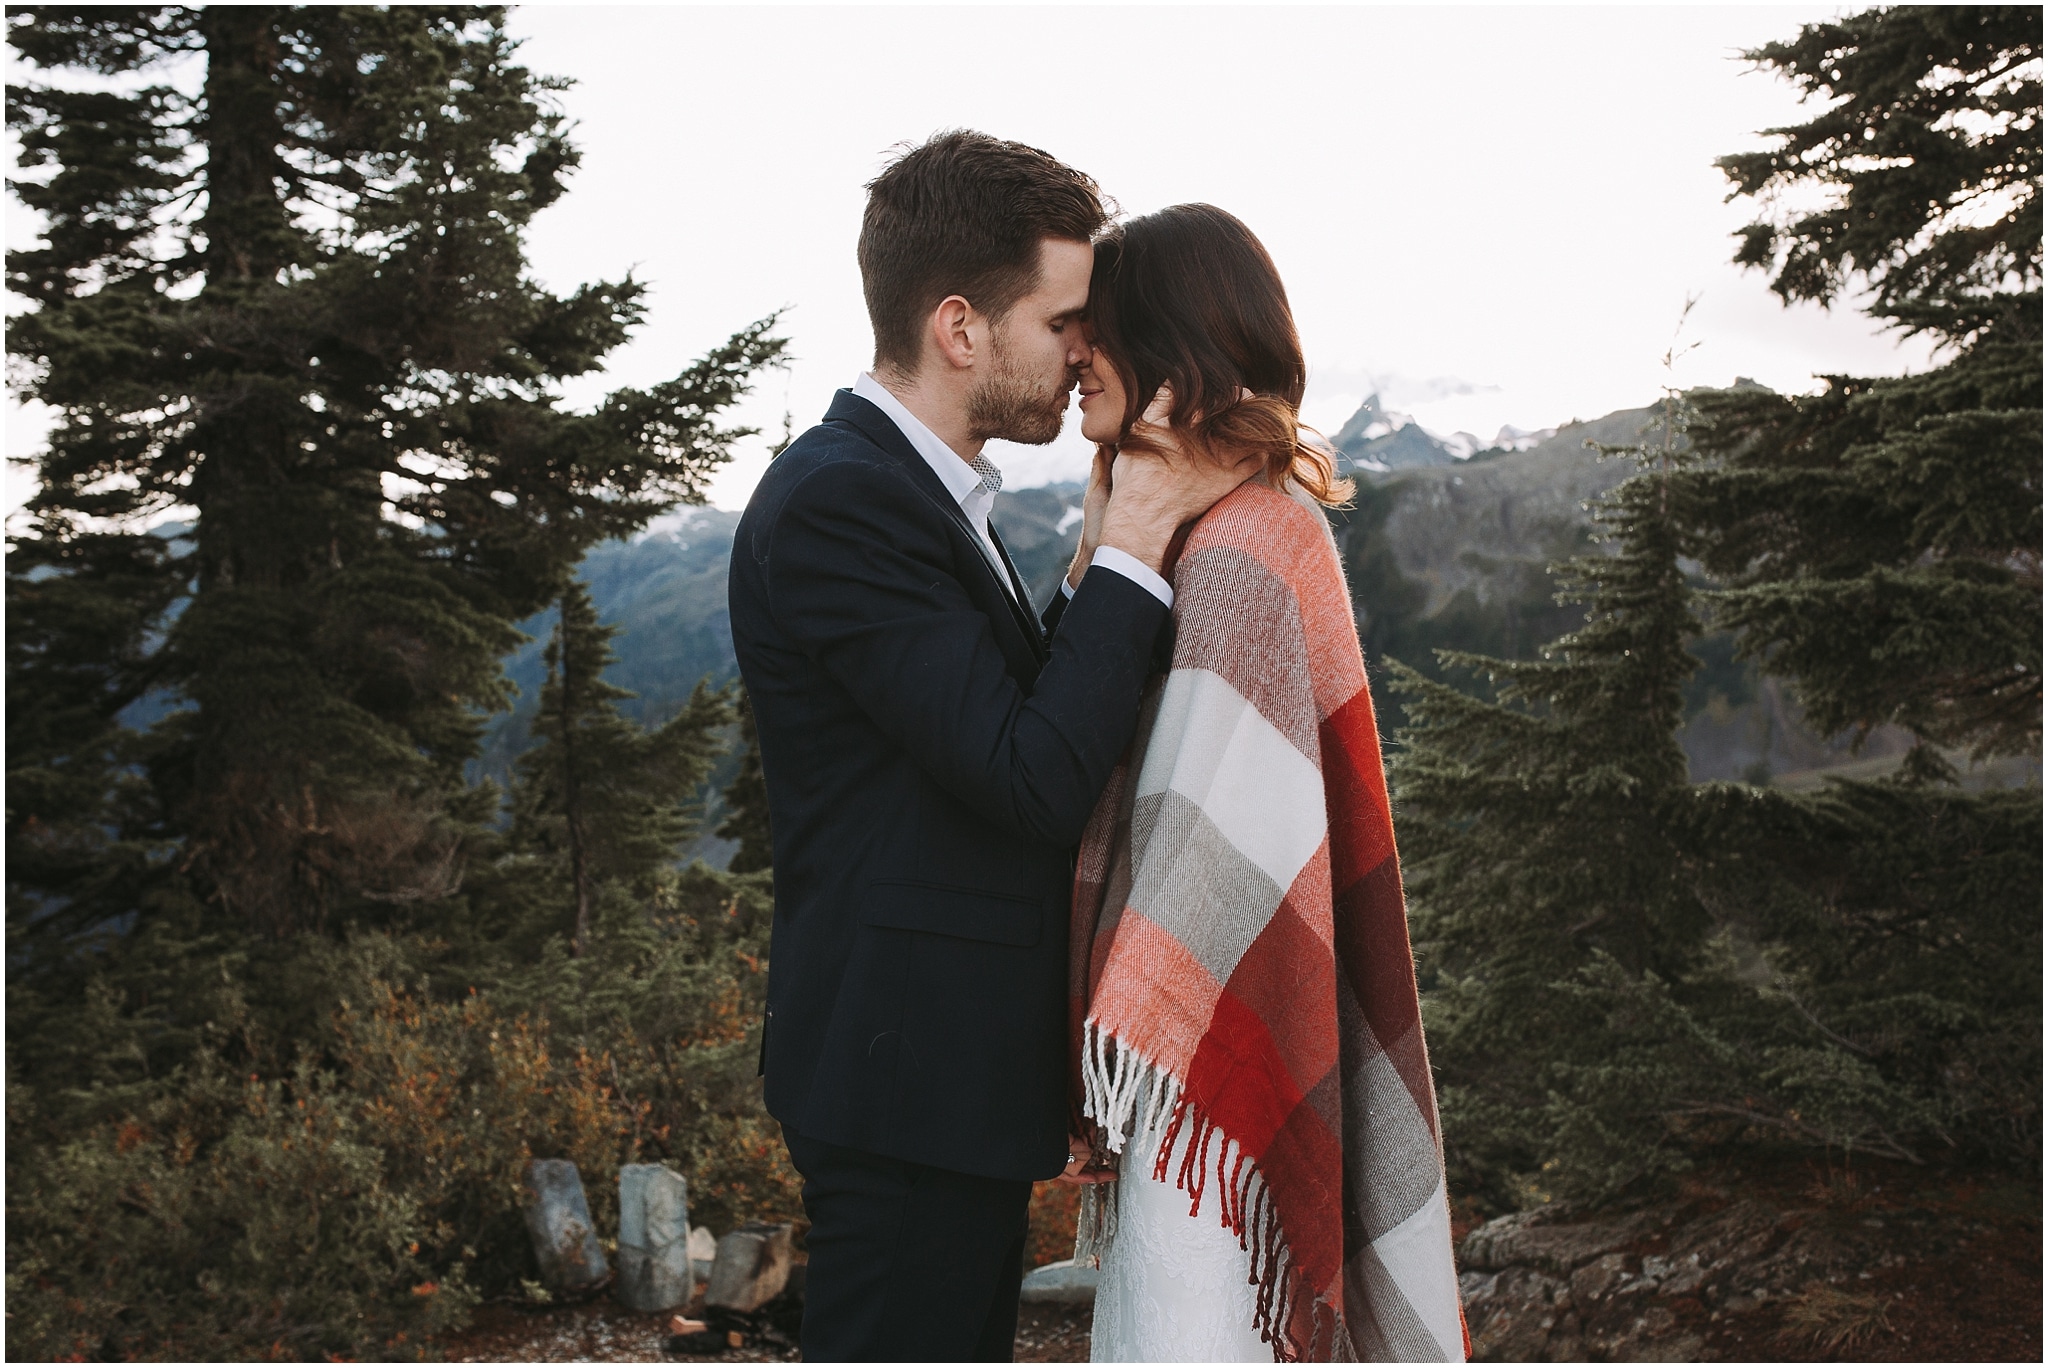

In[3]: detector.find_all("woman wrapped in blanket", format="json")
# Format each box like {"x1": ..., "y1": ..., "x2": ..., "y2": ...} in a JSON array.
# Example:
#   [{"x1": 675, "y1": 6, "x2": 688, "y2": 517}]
[{"x1": 1064, "y1": 205, "x2": 1468, "y2": 1363}]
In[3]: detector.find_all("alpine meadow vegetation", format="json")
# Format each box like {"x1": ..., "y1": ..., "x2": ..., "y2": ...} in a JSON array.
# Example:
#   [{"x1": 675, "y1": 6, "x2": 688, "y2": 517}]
[{"x1": 5, "y1": 8, "x2": 796, "y2": 1359}]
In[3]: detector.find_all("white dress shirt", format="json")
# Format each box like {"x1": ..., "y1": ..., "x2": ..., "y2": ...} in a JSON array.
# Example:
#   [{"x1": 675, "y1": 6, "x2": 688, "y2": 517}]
[{"x1": 851, "y1": 372, "x2": 1174, "y2": 610}]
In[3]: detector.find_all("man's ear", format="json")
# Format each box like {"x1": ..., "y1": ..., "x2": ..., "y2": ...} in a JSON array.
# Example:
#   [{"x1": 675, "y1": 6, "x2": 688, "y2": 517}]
[{"x1": 928, "y1": 295, "x2": 980, "y2": 372}]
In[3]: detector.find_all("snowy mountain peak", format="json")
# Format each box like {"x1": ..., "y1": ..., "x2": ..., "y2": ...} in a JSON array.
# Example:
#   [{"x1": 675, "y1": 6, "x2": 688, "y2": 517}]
[{"x1": 1328, "y1": 394, "x2": 1555, "y2": 471}]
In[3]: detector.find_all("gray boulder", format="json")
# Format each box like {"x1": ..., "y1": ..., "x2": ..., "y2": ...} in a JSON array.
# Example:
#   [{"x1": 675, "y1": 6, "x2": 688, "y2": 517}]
[
  {"x1": 521, "y1": 1159, "x2": 609, "y2": 1293},
  {"x1": 1459, "y1": 1208, "x2": 1656, "y2": 1276},
  {"x1": 1020, "y1": 1258, "x2": 1099, "y2": 1306},
  {"x1": 688, "y1": 1224, "x2": 718, "y2": 1284},
  {"x1": 704, "y1": 1221, "x2": 795, "y2": 1313},
  {"x1": 615, "y1": 1163, "x2": 692, "y2": 1312}
]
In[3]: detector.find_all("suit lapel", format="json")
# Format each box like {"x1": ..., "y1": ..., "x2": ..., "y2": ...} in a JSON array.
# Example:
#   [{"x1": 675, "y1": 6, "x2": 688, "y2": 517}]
[
  {"x1": 826, "y1": 391, "x2": 1045, "y2": 666},
  {"x1": 988, "y1": 523, "x2": 1049, "y2": 661}
]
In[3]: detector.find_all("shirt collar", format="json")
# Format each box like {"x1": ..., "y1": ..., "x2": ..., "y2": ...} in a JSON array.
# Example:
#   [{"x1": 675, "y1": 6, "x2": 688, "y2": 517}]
[{"x1": 853, "y1": 372, "x2": 986, "y2": 510}]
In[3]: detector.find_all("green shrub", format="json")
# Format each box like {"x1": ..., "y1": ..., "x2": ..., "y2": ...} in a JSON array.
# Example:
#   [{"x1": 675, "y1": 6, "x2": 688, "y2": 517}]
[
  {"x1": 4, "y1": 862, "x2": 799, "y2": 1359},
  {"x1": 6, "y1": 1048, "x2": 475, "y2": 1361}
]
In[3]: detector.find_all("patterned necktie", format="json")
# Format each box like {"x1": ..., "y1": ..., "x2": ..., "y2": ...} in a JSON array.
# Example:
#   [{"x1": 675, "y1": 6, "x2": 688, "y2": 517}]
[{"x1": 968, "y1": 452, "x2": 1004, "y2": 495}]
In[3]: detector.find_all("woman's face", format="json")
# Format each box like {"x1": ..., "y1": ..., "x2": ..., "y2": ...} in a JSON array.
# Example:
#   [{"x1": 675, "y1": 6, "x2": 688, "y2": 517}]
[{"x1": 1076, "y1": 330, "x2": 1128, "y2": 445}]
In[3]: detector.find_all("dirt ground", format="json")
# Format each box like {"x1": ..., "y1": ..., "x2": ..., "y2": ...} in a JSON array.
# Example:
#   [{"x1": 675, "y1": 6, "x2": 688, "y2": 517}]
[
  {"x1": 1692, "y1": 1159, "x2": 2041, "y2": 1362},
  {"x1": 1459, "y1": 1151, "x2": 2040, "y2": 1363},
  {"x1": 442, "y1": 1298, "x2": 1090, "y2": 1363},
  {"x1": 443, "y1": 1154, "x2": 2034, "y2": 1364}
]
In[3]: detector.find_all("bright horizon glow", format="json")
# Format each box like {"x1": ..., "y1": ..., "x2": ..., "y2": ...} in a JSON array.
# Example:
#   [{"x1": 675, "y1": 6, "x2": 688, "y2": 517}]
[{"x1": 6, "y1": 5, "x2": 1941, "y2": 522}]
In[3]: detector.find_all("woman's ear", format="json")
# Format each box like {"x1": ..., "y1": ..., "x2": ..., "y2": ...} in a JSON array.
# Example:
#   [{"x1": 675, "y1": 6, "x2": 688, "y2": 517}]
[{"x1": 1141, "y1": 384, "x2": 1174, "y2": 426}]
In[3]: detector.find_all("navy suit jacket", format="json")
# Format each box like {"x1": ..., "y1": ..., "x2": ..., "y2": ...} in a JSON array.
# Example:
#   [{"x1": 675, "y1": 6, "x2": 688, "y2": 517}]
[{"x1": 728, "y1": 390, "x2": 1169, "y2": 1181}]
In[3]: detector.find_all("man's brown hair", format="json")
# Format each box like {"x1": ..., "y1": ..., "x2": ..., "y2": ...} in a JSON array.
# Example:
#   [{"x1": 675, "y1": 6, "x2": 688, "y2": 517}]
[{"x1": 859, "y1": 130, "x2": 1108, "y2": 372}]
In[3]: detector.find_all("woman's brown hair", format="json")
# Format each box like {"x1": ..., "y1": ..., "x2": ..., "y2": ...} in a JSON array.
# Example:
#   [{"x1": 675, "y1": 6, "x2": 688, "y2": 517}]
[{"x1": 1087, "y1": 203, "x2": 1351, "y2": 506}]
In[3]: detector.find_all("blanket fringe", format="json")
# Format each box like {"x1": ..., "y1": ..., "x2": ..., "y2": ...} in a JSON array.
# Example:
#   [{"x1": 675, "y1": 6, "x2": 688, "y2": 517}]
[{"x1": 1075, "y1": 1020, "x2": 1341, "y2": 1362}]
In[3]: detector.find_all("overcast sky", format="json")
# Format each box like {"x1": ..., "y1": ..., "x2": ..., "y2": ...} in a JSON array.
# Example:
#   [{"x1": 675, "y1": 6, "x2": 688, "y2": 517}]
[{"x1": 8, "y1": 4, "x2": 1941, "y2": 517}]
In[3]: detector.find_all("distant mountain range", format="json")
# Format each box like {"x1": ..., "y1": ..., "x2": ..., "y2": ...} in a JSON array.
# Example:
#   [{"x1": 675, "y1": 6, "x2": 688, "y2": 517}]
[
  {"x1": 1328, "y1": 393, "x2": 1556, "y2": 471},
  {"x1": 474, "y1": 393, "x2": 2024, "y2": 844}
]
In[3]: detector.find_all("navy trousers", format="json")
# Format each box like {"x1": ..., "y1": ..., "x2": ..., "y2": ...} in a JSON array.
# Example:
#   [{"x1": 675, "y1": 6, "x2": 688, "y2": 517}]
[{"x1": 783, "y1": 1127, "x2": 1034, "y2": 1362}]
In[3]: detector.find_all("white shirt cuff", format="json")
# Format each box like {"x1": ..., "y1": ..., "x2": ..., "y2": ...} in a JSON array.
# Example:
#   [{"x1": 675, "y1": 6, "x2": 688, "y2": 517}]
[{"x1": 1065, "y1": 545, "x2": 1173, "y2": 608}]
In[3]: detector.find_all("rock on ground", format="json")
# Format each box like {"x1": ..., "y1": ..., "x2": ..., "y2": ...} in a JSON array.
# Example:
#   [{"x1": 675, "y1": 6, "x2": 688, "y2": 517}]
[
  {"x1": 617, "y1": 1163, "x2": 693, "y2": 1313},
  {"x1": 703, "y1": 1222, "x2": 795, "y2": 1314},
  {"x1": 520, "y1": 1159, "x2": 610, "y2": 1295},
  {"x1": 1021, "y1": 1258, "x2": 1100, "y2": 1306}
]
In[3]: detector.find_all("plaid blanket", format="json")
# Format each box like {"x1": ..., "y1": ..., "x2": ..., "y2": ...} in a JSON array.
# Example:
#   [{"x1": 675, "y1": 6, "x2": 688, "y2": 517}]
[{"x1": 1070, "y1": 481, "x2": 1467, "y2": 1362}]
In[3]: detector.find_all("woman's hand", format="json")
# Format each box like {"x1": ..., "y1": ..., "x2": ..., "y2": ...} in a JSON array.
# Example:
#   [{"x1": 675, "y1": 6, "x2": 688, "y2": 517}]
[
  {"x1": 1065, "y1": 445, "x2": 1114, "y2": 591},
  {"x1": 1054, "y1": 1133, "x2": 1117, "y2": 1185}
]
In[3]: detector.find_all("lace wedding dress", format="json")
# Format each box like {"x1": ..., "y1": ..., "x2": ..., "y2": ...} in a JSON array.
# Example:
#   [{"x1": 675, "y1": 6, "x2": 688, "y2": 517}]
[{"x1": 1090, "y1": 1081, "x2": 1272, "y2": 1363}]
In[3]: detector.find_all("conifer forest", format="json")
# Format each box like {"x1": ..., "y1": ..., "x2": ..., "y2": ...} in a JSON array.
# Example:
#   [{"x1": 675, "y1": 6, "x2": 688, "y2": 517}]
[{"x1": 5, "y1": 5, "x2": 2039, "y2": 1361}]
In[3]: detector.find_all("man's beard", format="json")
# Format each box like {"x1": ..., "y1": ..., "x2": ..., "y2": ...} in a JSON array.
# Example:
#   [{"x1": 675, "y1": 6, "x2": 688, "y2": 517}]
[{"x1": 966, "y1": 331, "x2": 1073, "y2": 445}]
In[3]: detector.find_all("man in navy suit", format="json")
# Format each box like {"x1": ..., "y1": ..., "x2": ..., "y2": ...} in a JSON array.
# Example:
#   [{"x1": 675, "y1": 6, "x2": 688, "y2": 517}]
[{"x1": 728, "y1": 130, "x2": 1252, "y2": 1361}]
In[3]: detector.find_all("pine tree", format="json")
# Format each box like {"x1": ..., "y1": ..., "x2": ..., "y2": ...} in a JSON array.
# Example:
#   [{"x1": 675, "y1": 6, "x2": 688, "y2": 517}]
[
  {"x1": 717, "y1": 688, "x2": 774, "y2": 875},
  {"x1": 1682, "y1": 5, "x2": 2040, "y2": 756},
  {"x1": 510, "y1": 583, "x2": 731, "y2": 955},
  {"x1": 1718, "y1": 6, "x2": 2039, "y2": 341},
  {"x1": 5, "y1": 8, "x2": 785, "y2": 940},
  {"x1": 1386, "y1": 399, "x2": 1714, "y2": 1201},
  {"x1": 2, "y1": 14, "x2": 800, "y2": 1350},
  {"x1": 1663, "y1": 2, "x2": 2043, "y2": 1172}
]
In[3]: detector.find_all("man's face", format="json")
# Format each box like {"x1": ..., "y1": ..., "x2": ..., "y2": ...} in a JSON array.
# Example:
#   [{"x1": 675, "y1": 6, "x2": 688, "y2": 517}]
[{"x1": 966, "y1": 238, "x2": 1094, "y2": 445}]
